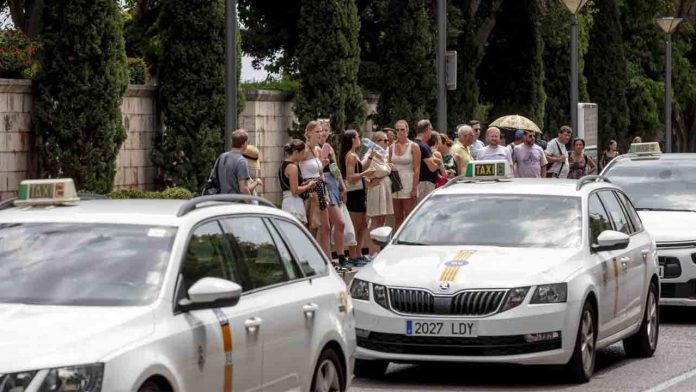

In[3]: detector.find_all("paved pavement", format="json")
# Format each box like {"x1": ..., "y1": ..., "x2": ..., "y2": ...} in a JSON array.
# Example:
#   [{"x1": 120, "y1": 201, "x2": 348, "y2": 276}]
[{"x1": 350, "y1": 307, "x2": 696, "y2": 391}]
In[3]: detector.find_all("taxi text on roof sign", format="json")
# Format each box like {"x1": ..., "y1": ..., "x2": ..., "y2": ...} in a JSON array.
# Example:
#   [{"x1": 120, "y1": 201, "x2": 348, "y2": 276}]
[
  {"x1": 628, "y1": 142, "x2": 661, "y2": 155},
  {"x1": 463, "y1": 160, "x2": 511, "y2": 180},
  {"x1": 15, "y1": 178, "x2": 80, "y2": 206}
]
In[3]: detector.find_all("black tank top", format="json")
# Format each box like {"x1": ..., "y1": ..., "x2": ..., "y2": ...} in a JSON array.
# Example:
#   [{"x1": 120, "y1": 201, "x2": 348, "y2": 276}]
[{"x1": 279, "y1": 161, "x2": 302, "y2": 192}]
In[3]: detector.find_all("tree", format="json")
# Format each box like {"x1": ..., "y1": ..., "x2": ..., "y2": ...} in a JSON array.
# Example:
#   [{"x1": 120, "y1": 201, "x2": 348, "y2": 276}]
[
  {"x1": 151, "y1": 0, "x2": 230, "y2": 192},
  {"x1": 32, "y1": 0, "x2": 128, "y2": 194},
  {"x1": 585, "y1": 0, "x2": 630, "y2": 150},
  {"x1": 374, "y1": 0, "x2": 436, "y2": 128},
  {"x1": 478, "y1": 0, "x2": 546, "y2": 130},
  {"x1": 294, "y1": 0, "x2": 366, "y2": 131},
  {"x1": 3, "y1": 0, "x2": 43, "y2": 38}
]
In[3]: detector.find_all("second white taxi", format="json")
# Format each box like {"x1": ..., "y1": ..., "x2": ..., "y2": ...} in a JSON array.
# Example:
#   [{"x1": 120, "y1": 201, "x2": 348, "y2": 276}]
[{"x1": 351, "y1": 161, "x2": 659, "y2": 383}]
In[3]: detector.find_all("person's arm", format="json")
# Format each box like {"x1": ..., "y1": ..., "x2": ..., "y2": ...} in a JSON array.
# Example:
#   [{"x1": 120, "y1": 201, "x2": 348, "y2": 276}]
[
  {"x1": 423, "y1": 155, "x2": 440, "y2": 172},
  {"x1": 237, "y1": 161, "x2": 251, "y2": 195},
  {"x1": 286, "y1": 164, "x2": 315, "y2": 196},
  {"x1": 540, "y1": 148, "x2": 549, "y2": 178},
  {"x1": 433, "y1": 151, "x2": 447, "y2": 177},
  {"x1": 238, "y1": 178, "x2": 251, "y2": 195},
  {"x1": 454, "y1": 153, "x2": 463, "y2": 176},
  {"x1": 599, "y1": 152, "x2": 605, "y2": 169},
  {"x1": 587, "y1": 156, "x2": 597, "y2": 174},
  {"x1": 346, "y1": 153, "x2": 374, "y2": 182},
  {"x1": 411, "y1": 143, "x2": 420, "y2": 198}
]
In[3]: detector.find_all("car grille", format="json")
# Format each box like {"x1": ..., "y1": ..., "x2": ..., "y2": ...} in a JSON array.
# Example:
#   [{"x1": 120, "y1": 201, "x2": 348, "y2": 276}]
[
  {"x1": 357, "y1": 331, "x2": 561, "y2": 356},
  {"x1": 388, "y1": 288, "x2": 506, "y2": 316},
  {"x1": 658, "y1": 256, "x2": 681, "y2": 279},
  {"x1": 656, "y1": 241, "x2": 696, "y2": 249},
  {"x1": 661, "y1": 280, "x2": 696, "y2": 299}
]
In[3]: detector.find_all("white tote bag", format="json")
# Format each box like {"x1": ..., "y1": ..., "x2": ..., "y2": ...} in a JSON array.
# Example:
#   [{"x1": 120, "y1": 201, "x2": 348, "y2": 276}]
[{"x1": 332, "y1": 203, "x2": 357, "y2": 247}]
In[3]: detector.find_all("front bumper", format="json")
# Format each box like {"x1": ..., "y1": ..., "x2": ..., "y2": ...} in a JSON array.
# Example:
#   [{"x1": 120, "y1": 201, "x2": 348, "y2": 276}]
[
  {"x1": 353, "y1": 298, "x2": 578, "y2": 365},
  {"x1": 657, "y1": 246, "x2": 696, "y2": 306}
]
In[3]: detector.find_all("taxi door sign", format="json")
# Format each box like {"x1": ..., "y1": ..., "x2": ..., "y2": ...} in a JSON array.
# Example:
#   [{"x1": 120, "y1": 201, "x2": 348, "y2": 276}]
[{"x1": 212, "y1": 308, "x2": 233, "y2": 392}]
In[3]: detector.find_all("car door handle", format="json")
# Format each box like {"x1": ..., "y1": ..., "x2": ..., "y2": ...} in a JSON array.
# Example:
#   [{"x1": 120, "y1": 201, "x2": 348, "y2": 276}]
[
  {"x1": 244, "y1": 317, "x2": 263, "y2": 333},
  {"x1": 303, "y1": 303, "x2": 319, "y2": 317},
  {"x1": 620, "y1": 257, "x2": 630, "y2": 270},
  {"x1": 642, "y1": 249, "x2": 650, "y2": 260}
]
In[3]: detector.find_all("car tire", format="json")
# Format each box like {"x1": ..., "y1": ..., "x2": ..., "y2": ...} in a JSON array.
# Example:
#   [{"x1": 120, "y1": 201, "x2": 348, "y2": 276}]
[
  {"x1": 565, "y1": 300, "x2": 596, "y2": 383},
  {"x1": 137, "y1": 381, "x2": 163, "y2": 392},
  {"x1": 311, "y1": 348, "x2": 345, "y2": 392},
  {"x1": 353, "y1": 359, "x2": 389, "y2": 379},
  {"x1": 623, "y1": 282, "x2": 659, "y2": 358}
]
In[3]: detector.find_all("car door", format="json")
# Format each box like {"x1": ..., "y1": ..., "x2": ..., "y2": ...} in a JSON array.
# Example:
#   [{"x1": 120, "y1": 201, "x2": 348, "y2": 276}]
[
  {"x1": 597, "y1": 191, "x2": 641, "y2": 331},
  {"x1": 174, "y1": 220, "x2": 262, "y2": 392},
  {"x1": 613, "y1": 190, "x2": 651, "y2": 325},
  {"x1": 588, "y1": 193, "x2": 625, "y2": 339},
  {"x1": 220, "y1": 216, "x2": 308, "y2": 392}
]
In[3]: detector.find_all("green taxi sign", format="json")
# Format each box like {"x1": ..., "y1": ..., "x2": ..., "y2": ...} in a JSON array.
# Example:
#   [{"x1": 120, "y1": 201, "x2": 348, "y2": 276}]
[
  {"x1": 628, "y1": 142, "x2": 661, "y2": 155},
  {"x1": 15, "y1": 179, "x2": 80, "y2": 206},
  {"x1": 463, "y1": 160, "x2": 511, "y2": 180}
]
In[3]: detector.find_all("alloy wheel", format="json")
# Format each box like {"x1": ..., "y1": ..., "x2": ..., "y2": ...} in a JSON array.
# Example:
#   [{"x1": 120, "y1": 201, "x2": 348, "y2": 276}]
[
  {"x1": 580, "y1": 309, "x2": 595, "y2": 374},
  {"x1": 647, "y1": 290, "x2": 658, "y2": 349},
  {"x1": 314, "y1": 359, "x2": 341, "y2": 392}
]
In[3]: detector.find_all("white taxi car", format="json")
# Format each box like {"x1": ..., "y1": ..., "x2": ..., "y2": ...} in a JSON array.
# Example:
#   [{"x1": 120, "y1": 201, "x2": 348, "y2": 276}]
[
  {"x1": 351, "y1": 161, "x2": 659, "y2": 383},
  {"x1": 0, "y1": 179, "x2": 355, "y2": 392},
  {"x1": 602, "y1": 142, "x2": 696, "y2": 306}
]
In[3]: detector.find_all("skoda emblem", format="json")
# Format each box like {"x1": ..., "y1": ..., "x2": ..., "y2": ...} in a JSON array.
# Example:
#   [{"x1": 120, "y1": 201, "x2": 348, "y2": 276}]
[{"x1": 439, "y1": 282, "x2": 451, "y2": 291}]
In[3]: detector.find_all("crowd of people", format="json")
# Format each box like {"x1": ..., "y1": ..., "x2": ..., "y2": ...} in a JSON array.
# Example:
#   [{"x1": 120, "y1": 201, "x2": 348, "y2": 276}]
[{"x1": 213, "y1": 119, "x2": 621, "y2": 268}]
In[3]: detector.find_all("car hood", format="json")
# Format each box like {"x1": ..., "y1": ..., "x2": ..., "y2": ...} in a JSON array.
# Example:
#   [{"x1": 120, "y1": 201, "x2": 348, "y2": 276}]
[
  {"x1": 0, "y1": 304, "x2": 155, "y2": 373},
  {"x1": 638, "y1": 211, "x2": 696, "y2": 243},
  {"x1": 356, "y1": 245, "x2": 583, "y2": 291}
]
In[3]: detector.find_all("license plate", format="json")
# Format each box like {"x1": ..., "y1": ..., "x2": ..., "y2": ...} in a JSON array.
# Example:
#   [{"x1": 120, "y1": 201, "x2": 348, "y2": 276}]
[
  {"x1": 659, "y1": 265, "x2": 664, "y2": 278},
  {"x1": 405, "y1": 320, "x2": 478, "y2": 337}
]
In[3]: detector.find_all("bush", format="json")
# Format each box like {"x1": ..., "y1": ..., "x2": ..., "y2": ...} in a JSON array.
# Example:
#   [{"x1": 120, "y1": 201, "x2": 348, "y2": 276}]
[
  {"x1": 127, "y1": 57, "x2": 147, "y2": 84},
  {"x1": 242, "y1": 76, "x2": 300, "y2": 93},
  {"x1": 107, "y1": 187, "x2": 193, "y2": 199},
  {"x1": 0, "y1": 30, "x2": 41, "y2": 79}
]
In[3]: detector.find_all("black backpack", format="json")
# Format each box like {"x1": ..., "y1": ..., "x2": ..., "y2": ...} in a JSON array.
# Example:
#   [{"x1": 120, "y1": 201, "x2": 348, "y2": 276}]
[{"x1": 202, "y1": 154, "x2": 223, "y2": 195}]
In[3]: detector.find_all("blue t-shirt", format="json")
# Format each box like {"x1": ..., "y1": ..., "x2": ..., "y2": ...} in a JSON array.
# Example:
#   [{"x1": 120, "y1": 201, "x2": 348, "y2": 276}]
[{"x1": 218, "y1": 151, "x2": 250, "y2": 194}]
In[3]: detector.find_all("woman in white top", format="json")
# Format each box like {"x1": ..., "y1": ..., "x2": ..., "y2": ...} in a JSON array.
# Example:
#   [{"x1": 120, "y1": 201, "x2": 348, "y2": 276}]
[
  {"x1": 389, "y1": 120, "x2": 420, "y2": 229},
  {"x1": 365, "y1": 132, "x2": 394, "y2": 256}
]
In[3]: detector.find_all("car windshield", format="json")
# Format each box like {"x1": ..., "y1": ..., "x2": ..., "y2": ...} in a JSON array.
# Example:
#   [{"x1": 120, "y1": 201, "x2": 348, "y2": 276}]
[
  {"x1": 395, "y1": 194, "x2": 582, "y2": 248},
  {"x1": 0, "y1": 223, "x2": 176, "y2": 306},
  {"x1": 604, "y1": 159, "x2": 696, "y2": 211}
]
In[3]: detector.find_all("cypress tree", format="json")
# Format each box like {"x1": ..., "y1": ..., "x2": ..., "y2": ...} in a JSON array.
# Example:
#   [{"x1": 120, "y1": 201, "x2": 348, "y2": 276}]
[
  {"x1": 478, "y1": 0, "x2": 546, "y2": 130},
  {"x1": 152, "y1": 0, "x2": 243, "y2": 191},
  {"x1": 585, "y1": 0, "x2": 630, "y2": 149},
  {"x1": 33, "y1": 0, "x2": 128, "y2": 194},
  {"x1": 375, "y1": 0, "x2": 436, "y2": 128},
  {"x1": 295, "y1": 0, "x2": 366, "y2": 131}
]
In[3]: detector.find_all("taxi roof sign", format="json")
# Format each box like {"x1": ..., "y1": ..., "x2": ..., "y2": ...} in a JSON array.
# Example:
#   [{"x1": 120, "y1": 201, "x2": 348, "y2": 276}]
[
  {"x1": 628, "y1": 142, "x2": 661, "y2": 155},
  {"x1": 463, "y1": 160, "x2": 512, "y2": 180},
  {"x1": 15, "y1": 179, "x2": 80, "y2": 206}
]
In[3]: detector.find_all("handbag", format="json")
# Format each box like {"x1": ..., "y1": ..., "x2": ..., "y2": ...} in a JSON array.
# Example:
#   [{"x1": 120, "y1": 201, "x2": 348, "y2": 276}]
[
  {"x1": 331, "y1": 203, "x2": 357, "y2": 247},
  {"x1": 304, "y1": 191, "x2": 323, "y2": 230},
  {"x1": 436, "y1": 175, "x2": 448, "y2": 188},
  {"x1": 202, "y1": 155, "x2": 222, "y2": 195},
  {"x1": 389, "y1": 170, "x2": 403, "y2": 193}
]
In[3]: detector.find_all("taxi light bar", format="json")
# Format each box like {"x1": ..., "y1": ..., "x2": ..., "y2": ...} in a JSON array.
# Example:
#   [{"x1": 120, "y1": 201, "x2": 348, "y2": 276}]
[
  {"x1": 463, "y1": 160, "x2": 512, "y2": 180},
  {"x1": 628, "y1": 142, "x2": 661, "y2": 155},
  {"x1": 15, "y1": 179, "x2": 80, "y2": 206}
]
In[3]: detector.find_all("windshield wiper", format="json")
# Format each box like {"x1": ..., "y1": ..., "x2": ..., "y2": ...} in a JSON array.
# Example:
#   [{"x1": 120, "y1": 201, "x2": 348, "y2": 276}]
[
  {"x1": 636, "y1": 208, "x2": 696, "y2": 213},
  {"x1": 395, "y1": 240, "x2": 426, "y2": 246}
]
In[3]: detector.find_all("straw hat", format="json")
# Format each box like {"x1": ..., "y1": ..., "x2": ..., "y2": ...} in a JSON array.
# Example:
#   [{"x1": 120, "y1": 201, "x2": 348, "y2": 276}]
[{"x1": 243, "y1": 145, "x2": 261, "y2": 170}]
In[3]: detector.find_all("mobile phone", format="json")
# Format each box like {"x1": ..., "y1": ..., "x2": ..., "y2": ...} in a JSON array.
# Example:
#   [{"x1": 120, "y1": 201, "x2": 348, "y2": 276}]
[{"x1": 321, "y1": 143, "x2": 331, "y2": 159}]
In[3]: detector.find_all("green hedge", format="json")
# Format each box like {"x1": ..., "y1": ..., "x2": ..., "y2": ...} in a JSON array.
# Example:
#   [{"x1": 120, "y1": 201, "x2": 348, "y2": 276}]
[
  {"x1": 127, "y1": 57, "x2": 147, "y2": 84},
  {"x1": 107, "y1": 187, "x2": 193, "y2": 199}
]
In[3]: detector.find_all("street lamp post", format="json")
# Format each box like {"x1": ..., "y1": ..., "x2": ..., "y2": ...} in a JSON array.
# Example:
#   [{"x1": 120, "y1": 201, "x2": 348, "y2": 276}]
[
  {"x1": 225, "y1": 0, "x2": 237, "y2": 151},
  {"x1": 560, "y1": 0, "x2": 589, "y2": 138},
  {"x1": 657, "y1": 17, "x2": 683, "y2": 153},
  {"x1": 436, "y1": 0, "x2": 447, "y2": 136}
]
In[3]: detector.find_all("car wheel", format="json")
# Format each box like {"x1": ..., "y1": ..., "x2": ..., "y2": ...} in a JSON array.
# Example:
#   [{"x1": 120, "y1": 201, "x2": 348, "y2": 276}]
[
  {"x1": 311, "y1": 348, "x2": 345, "y2": 392},
  {"x1": 565, "y1": 300, "x2": 596, "y2": 383},
  {"x1": 353, "y1": 359, "x2": 389, "y2": 379},
  {"x1": 623, "y1": 282, "x2": 659, "y2": 358}
]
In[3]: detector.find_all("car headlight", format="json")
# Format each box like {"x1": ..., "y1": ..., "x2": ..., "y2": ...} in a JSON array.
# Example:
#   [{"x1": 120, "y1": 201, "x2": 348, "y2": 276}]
[
  {"x1": 500, "y1": 287, "x2": 530, "y2": 312},
  {"x1": 531, "y1": 283, "x2": 568, "y2": 304},
  {"x1": 373, "y1": 284, "x2": 389, "y2": 309},
  {"x1": 0, "y1": 364, "x2": 103, "y2": 392},
  {"x1": 350, "y1": 279, "x2": 370, "y2": 301}
]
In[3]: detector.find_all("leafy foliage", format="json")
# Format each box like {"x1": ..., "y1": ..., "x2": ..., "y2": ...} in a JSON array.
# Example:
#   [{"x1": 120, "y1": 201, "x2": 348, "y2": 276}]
[
  {"x1": 32, "y1": 0, "x2": 128, "y2": 194},
  {"x1": 127, "y1": 57, "x2": 147, "y2": 84},
  {"x1": 0, "y1": 29, "x2": 40, "y2": 79},
  {"x1": 242, "y1": 76, "x2": 300, "y2": 93},
  {"x1": 107, "y1": 186, "x2": 193, "y2": 199},
  {"x1": 294, "y1": 0, "x2": 365, "y2": 131}
]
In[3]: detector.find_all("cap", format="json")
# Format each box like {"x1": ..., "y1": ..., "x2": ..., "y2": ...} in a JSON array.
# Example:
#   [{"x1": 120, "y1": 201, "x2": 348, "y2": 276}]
[
  {"x1": 515, "y1": 130, "x2": 525, "y2": 138},
  {"x1": 243, "y1": 145, "x2": 261, "y2": 170}
]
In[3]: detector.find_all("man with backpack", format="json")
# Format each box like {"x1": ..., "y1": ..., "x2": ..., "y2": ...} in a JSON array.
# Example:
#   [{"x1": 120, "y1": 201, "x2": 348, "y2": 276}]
[
  {"x1": 545, "y1": 126, "x2": 572, "y2": 179},
  {"x1": 204, "y1": 129, "x2": 251, "y2": 195}
]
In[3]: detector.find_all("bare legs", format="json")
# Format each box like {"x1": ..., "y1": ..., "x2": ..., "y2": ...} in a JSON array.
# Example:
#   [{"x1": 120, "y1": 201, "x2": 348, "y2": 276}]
[
  {"x1": 349, "y1": 211, "x2": 367, "y2": 259},
  {"x1": 392, "y1": 197, "x2": 417, "y2": 229},
  {"x1": 316, "y1": 208, "x2": 331, "y2": 259},
  {"x1": 327, "y1": 204, "x2": 345, "y2": 260}
]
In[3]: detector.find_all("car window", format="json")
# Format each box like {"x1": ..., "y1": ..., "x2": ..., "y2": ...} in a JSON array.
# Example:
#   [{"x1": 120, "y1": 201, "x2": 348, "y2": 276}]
[
  {"x1": 276, "y1": 220, "x2": 327, "y2": 276},
  {"x1": 181, "y1": 221, "x2": 238, "y2": 292},
  {"x1": 266, "y1": 219, "x2": 302, "y2": 280},
  {"x1": 221, "y1": 217, "x2": 288, "y2": 290},
  {"x1": 615, "y1": 191, "x2": 643, "y2": 232},
  {"x1": 588, "y1": 194, "x2": 613, "y2": 246},
  {"x1": 599, "y1": 191, "x2": 632, "y2": 235}
]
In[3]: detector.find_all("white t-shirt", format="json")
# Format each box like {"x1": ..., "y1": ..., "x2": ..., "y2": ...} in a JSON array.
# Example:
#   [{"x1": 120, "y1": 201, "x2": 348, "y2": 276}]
[
  {"x1": 513, "y1": 143, "x2": 548, "y2": 178},
  {"x1": 476, "y1": 145, "x2": 513, "y2": 166},
  {"x1": 471, "y1": 139, "x2": 485, "y2": 158},
  {"x1": 545, "y1": 138, "x2": 569, "y2": 178}
]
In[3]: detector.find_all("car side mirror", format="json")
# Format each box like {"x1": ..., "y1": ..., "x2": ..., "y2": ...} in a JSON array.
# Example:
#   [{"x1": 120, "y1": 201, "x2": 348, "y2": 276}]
[
  {"x1": 177, "y1": 277, "x2": 242, "y2": 312},
  {"x1": 370, "y1": 226, "x2": 393, "y2": 249},
  {"x1": 593, "y1": 230, "x2": 630, "y2": 252}
]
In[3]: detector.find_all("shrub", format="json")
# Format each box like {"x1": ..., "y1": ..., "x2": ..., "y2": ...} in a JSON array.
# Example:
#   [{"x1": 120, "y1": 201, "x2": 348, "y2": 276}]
[
  {"x1": 0, "y1": 29, "x2": 41, "y2": 79},
  {"x1": 107, "y1": 186, "x2": 193, "y2": 199},
  {"x1": 127, "y1": 57, "x2": 147, "y2": 84}
]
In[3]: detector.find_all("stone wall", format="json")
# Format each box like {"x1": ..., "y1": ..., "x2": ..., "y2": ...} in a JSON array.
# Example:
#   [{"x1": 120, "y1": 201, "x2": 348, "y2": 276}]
[{"x1": 0, "y1": 80, "x2": 33, "y2": 201}]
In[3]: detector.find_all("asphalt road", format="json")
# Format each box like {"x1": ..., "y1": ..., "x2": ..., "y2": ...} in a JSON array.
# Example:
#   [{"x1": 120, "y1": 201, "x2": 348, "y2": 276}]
[{"x1": 350, "y1": 307, "x2": 696, "y2": 392}]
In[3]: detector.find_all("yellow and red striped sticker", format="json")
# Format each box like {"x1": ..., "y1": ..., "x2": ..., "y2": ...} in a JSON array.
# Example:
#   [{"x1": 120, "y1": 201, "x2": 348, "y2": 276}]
[
  {"x1": 439, "y1": 250, "x2": 476, "y2": 282},
  {"x1": 213, "y1": 308, "x2": 234, "y2": 392}
]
